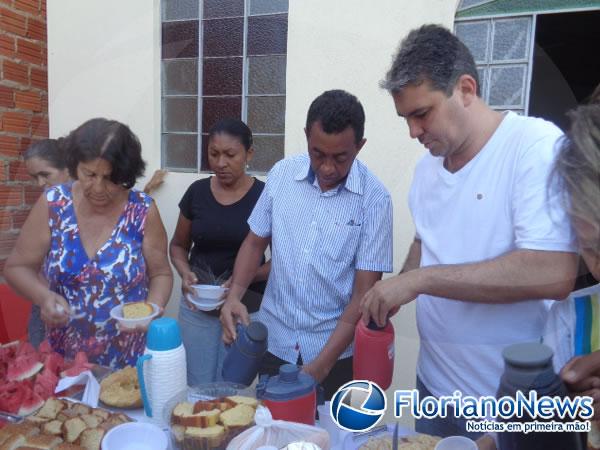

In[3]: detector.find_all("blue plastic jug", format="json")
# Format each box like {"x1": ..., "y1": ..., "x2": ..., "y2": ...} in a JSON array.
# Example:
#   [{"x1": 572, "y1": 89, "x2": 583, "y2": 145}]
[{"x1": 221, "y1": 321, "x2": 268, "y2": 386}]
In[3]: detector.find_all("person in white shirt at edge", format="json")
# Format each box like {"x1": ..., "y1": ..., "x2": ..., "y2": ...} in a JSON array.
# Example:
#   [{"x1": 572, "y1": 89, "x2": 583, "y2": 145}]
[
  {"x1": 360, "y1": 24, "x2": 578, "y2": 448},
  {"x1": 220, "y1": 89, "x2": 393, "y2": 399}
]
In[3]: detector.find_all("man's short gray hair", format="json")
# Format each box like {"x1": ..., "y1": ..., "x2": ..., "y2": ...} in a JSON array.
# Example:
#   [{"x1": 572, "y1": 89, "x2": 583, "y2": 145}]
[{"x1": 381, "y1": 24, "x2": 480, "y2": 97}]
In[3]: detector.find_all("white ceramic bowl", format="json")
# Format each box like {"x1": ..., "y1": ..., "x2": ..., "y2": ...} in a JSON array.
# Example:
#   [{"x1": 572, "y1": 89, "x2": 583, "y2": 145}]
[
  {"x1": 102, "y1": 422, "x2": 168, "y2": 450},
  {"x1": 190, "y1": 284, "x2": 228, "y2": 300},
  {"x1": 109, "y1": 303, "x2": 160, "y2": 330},
  {"x1": 185, "y1": 293, "x2": 224, "y2": 311}
]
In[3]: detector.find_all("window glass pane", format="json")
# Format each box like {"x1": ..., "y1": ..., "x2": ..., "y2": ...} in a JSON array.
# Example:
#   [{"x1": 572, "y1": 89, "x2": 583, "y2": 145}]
[
  {"x1": 248, "y1": 14, "x2": 288, "y2": 55},
  {"x1": 250, "y1": 0, "x2": 289, "y2": 15},
  {"x1": 249, "y1": 135, "x2": 284, "y2": 172},
  {"x1": 162, "y1": 20, "x2": 199, "y2": 59},
  {"x1": 492, "y1": 18, "x2": 530, "y2": 62},
  {"x1": 203, "y1": 0, "x2": 244, "y2": 19},
  {"x1": 162, "y1": 59, "x2": 198, "y2": 95},
  {"x1": 162, "y1": 133, "x2": 198, "y2": 170},
  {"x1": 247, "y1": 96, "x2": 285, "y2": 134},
  {"x1": 248, "y1": 55, "x2": 286, "y2": 95},
  {"x1": 455, "y1": 21, "x2": 489, "y2": 64},
  {"x1": 202, "y1": 96, "x2": 242, "y2": 131},
  {"x1": 488, "y1": 65, "x2": 526, "y2": 108},
  {"x1": 458, "y1": 0, "x2": 494, "y2": 11},
  {"x1": 477, "y1": 66, "x2": 487, "y2": 100},
  {"x1": 203, "y1": 57, "x2": 242, "y2": 96},
  {"x1": 203, "y1": 18, "x2": 244, "y2": 57},
  {"x1": 162, "y1": 0, "x2": 199, "y2": 21},
  {"x1": 163, "y1": 97, "x2": 198, "y2": 132}
]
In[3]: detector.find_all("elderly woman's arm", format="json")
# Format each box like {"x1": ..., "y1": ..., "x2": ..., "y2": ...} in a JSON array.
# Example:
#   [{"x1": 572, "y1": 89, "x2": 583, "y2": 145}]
[
  {"x1": 4, "y1": 195, "x2": 70, "y2": 326},
  {"x1": 143, "y1": 202, "x2": 173, "y2": 309}
]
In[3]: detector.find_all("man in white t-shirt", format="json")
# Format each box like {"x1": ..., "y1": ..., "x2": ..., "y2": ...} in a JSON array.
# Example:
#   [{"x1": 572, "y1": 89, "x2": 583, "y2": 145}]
[{"x1": 361, "y1": 24, "x2": 578, "y2": 442}]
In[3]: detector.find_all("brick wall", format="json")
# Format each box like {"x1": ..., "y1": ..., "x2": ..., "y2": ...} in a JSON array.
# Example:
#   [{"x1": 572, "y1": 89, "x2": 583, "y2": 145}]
[{"x1": 0, "y1": 0, "x2": 47, "y2": 277}]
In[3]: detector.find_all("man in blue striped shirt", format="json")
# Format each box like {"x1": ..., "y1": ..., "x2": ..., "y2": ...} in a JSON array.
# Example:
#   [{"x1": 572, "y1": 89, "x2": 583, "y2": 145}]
[{"x1": 221, "y1": 90, "x2": 393, "y2": 398}]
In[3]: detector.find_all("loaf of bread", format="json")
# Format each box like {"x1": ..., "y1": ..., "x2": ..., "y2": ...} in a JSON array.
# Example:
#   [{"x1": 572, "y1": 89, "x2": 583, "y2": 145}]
[{"x1": 122, "y1": 301, "x2": 154, "y2": 318}]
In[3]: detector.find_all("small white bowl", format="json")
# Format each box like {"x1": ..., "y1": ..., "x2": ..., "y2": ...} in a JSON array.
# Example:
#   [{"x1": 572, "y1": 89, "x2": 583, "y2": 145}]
[
  {"x1": 102, "y1": 422, "x2": 167, "y2": 450},
  {"x1": 185, "y1": 293, "x2": 224, "y2": 311},
  {"x1": 109, "y1": 303, "x2": 160, "y2": 330},
  {"x1": 190, "y1": 284, "x2": 228, "y2": 300}
]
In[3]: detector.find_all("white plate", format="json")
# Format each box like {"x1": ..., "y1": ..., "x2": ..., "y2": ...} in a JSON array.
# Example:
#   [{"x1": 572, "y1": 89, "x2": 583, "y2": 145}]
[
  {"x1": 185, "y1": 293, "x2": 224, "y2": 311},
  {"x1": 343, "y1": 423, "x2": 415, "y2": 450}
]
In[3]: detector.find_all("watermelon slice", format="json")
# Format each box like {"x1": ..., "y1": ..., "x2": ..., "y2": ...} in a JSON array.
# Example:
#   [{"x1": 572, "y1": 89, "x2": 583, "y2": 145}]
[
  {"x1": 17, "y1": 386, "x2": 44, "y2": 416},
  {"x1": 6, "y1": 354, "x2": 44, "y2": 381},
  {"x1": 0, "y1": 341, "x2": 19, "y2": 363},
  {"x1": 38, "y1": 339, "x2": 52, "y2": 356},
  {"x1": 15, "y1": 342, "x2": 38, "y2": 359},
  {"x1": 60, "y1": 351, "x2": 93, "y2": 377},
  {"x1": 35, "y1": 368, "x2": 59, "y2": 399},
  {"x1": 0, "y1": 382, "x2": 24, "y2": 414},
  {"x1": 43, "y1": 352, "x2": 64, "y2": 376}
]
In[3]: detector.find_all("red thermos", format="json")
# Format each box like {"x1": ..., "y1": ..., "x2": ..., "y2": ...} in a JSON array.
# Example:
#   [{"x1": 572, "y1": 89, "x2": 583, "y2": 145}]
[{"x1": 353, "y1": 319, "x2": 395, "y2": 389}]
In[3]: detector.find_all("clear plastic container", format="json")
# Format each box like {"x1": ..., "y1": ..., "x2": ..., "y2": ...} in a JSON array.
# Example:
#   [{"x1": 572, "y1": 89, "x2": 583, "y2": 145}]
[{"x1": 164, "y1": 382, "x2": 258, "y2": 450}]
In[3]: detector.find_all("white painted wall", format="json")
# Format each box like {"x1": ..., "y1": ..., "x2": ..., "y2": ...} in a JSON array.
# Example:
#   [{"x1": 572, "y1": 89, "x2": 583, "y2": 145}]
[{"x1": 48, "y1": 0, "x2": 458, "y2": 426}]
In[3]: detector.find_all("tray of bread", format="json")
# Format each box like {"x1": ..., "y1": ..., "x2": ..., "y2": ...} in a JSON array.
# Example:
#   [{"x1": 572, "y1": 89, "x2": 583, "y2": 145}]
[
  {"x1": 0, "y1": 397, "x2": 131, "y2": 450},
  {"x1": 344, "y1": 424, "x2": 441, "y2": 450},
  {"x1": 165, "y1": 382, "x2": 259, "y2": 450}
]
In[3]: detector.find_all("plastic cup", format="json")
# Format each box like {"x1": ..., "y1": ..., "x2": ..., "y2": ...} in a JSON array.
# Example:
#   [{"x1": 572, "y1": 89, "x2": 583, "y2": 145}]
[
  {"x1": 434, "y1": 435, "x2": 478, "y2": 450},
  {"x1": 316, "y1": 402, "x2": 339, "y2": 446}
]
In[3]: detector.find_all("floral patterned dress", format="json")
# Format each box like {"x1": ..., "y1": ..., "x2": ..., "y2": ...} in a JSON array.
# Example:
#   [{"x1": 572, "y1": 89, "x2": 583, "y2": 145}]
[{"x1": 44, "y1": 183, "x2": 151, "y2": 369}]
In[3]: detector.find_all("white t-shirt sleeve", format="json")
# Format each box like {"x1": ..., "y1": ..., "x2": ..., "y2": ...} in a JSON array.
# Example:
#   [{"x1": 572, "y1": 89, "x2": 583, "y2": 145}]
[{"x1": 512, "y1": 134, "x2": 576, "y2": 252}]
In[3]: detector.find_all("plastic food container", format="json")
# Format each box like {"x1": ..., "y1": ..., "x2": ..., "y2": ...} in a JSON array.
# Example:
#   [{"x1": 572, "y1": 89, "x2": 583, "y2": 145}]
[
  {"x1": 164, "y1": 382, "x2": 258, "y2": 450},
  {"x1": 110, "y1": 303, "x2": 160, "y2": 330}
]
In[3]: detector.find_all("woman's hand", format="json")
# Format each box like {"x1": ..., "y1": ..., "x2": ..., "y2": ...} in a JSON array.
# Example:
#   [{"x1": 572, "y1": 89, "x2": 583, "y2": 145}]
[
  {"x1": 181, "y1": 270, "x2": 198, "y2": 296},
  {"x1": 40, "y1": 292, "x2": 71, "y2": 327}
]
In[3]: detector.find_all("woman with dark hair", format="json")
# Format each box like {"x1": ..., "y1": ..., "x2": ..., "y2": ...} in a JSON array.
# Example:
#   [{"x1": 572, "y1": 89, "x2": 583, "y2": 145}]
[
  {"x1": 170, "y1": 118, "x2": 269, "y2": 385},
  {"x1": 24, "y1": 139, "x2": 70, "y2": 189},
  {"x1": 4, "y1": 118, "x2": 173, "y2": 369},
  {"x1": 23, "y1": 139, "x2": 71, "y2": 347}
]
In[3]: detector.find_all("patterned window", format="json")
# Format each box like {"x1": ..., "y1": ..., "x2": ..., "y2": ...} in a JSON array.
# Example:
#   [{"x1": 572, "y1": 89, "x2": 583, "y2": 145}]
[
  {"x1": 161, "y1": 0, "x2": 288, "y2": 173},
  {"x1": 455, "y1": 16, "x2": 532, "y2": 115}
]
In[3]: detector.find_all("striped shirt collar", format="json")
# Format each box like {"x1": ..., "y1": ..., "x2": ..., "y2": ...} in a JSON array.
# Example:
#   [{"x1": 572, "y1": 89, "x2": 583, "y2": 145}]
[{"x1": 293, "y1": 155, "x2": 363, "y2": 195}]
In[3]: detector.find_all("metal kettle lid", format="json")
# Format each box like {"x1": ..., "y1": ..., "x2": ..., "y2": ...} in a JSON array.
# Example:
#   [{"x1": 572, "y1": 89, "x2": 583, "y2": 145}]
[{"x1": 257, "y1": 364, "x2": 316, "y2": 401}]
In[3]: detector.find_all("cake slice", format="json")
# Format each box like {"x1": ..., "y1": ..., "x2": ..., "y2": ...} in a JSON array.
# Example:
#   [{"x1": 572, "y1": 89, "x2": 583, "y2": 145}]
[
  {"x1": 41, "y1": 420, "x2": 63, "y2": 436},
  {"x1": 122, "y1": 302, "x2": 153, "y2": 319},
  {"x1": 220, "y1": 404, "x2": 255, "y2": 428},
  {"x1": 179, "y1": 409, "x2": 221, "y2": 428},
  {"x1": 24, "y1": 434, "x2": 64, "y2": 449},
  {"x1": 78, "y1": 428, "x2": 105, "y2": 450},
  {"x1": 226, "y1": 396, "x2": 259, "y2": 408},
  {"x1": 36, "y1": 398, "x2": 66, "y2": 420},
  {"x1": 184, "y1": 425, "x2": 225, "y2": 449},
  {"x1": 62, "y1": 417, "x2": 86, "y2": 443},
  {"x1": 55, "y1": 444, "x2": 85, "y2": 450}
]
